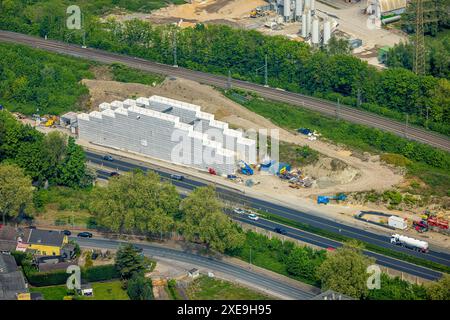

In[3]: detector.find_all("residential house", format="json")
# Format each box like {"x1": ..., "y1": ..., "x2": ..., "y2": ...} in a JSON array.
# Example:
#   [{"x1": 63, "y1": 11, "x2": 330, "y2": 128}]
[
  {"x1": 24, "y1": 229, "x2": 68, "y2": 256},
  {"x1": 0, "y1": 253, "x2": 28, "y2": 300}
]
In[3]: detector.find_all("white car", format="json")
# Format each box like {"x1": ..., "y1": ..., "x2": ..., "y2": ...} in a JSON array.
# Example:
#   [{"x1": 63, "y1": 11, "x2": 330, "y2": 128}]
[
  {"x1": 233, "y1": 208, "x2": 246, "y2": 215},
  {"x1": 248, "y1": 213, "x2": 259, "y2": 221}
]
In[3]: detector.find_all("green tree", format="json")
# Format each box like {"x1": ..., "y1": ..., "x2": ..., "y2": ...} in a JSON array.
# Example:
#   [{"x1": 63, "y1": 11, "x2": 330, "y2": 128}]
[
  {"x1": 0, "y1": 163, "x2": 33, "y2": 225},
  {"x1": 90, "y1": 170, "x2": 179, "y2": 234},
  {"x1": 426, "y1": 274, "x2": 450, "y2": 300},
  {"x1": 126, "y1": 272, "x2": 153, "y2": 300},
  {"x1": 115, "y1": 244, "x2": 146, "y2": 280},
  {"x1": 324, "y1": 36, "x2": 352, "y2": 56},
  {"x1": 180, "y1": 186, "x2": 245, "y2": 253},
  {"x1": 316, "y1": 241, "x2": 375, "y2": 299},
  {"x1": 286, "y1": 246, "x2": 326, "y2": 283},
  {"x1": 367, "y1": 273, "x2": 427, "y2": 300},
  {"x1": 43, "y1": 131, "x2": 67, "y2": 183},
  {"x1": 56, "y1": 137, "x2": 91, "y2": 188}
]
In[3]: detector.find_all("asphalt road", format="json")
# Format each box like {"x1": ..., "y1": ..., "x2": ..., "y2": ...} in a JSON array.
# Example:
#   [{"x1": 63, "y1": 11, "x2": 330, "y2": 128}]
[
  {"x1": 0, "y1": 30, "x2": 449, "y2": 151},
  {"x1": 87, "y1": 149, "x2": 448, "y2": 280},
  {"x1": 73, "y1": 237, "x2": 316, "y2": 300}
]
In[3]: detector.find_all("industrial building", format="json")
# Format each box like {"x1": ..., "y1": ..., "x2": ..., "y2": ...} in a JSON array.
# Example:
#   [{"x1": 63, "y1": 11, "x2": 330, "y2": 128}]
[
  {"x1": 267, "y1": 0, "x2": 336, "y2": 46},
  {"x1": 366, "y1": 0, "x2": 407, "y2": 19},
  {"x1": 77, "y1": 96, "x2": 257, "y2": 175}
]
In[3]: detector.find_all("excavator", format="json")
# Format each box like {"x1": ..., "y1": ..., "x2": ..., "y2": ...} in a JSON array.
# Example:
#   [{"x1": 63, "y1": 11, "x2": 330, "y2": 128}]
[{"x1": 250, "y1": 8, "x2": 267, "y2": 18}]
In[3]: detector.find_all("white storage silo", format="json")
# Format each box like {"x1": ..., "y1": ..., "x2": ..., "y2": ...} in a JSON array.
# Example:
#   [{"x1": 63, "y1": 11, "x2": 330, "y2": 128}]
[
  {"x1": 295, "y1": 0, "x2": 303, "y2": 20},
  {"x1": 306, "y1": 8, "x2": 312, "y2": 35},
  {"x1": 301, "y1": 11, "x2": 307, "y2": 38},
  {"x1": 311, "y1": 0, "x2": 315, "y2": 12},
  {"x1": 323, "y1": 19, "x2": 331, "y2": 45},
  {"x1": 284, "y1": 0, "x2": 291, "y2": 22},
  {"x1": 305, "y1": 0, "x2": 311, "y2": 9},
  {"x1": 311, "y1": 17, "x2": 319, "y2": 45}
]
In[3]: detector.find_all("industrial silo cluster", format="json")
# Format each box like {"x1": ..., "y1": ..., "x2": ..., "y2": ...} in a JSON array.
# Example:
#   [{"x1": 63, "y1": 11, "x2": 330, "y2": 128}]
[{"x1": 275, "y1": 0, "x2": 335, "y2": 46}]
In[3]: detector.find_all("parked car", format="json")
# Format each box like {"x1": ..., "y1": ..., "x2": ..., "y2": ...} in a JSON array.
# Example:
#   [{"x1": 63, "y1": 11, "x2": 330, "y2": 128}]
[
  {"x1": 103, "y1": 155, "x2": 114, "y2": 161},
  {"x1": 132, "y1": 245, "x2": 144, "y2": 253},
  {"x1": 62, "y1": 230, "x2": 72, "y2": 236},
  {"x1": 297, "y1": 128, "x2": 313, "y2": 135},
  {"x1": 77, "y1": 232, "x2": 93, "y2": 238},
  {"x1": 248, "y1": 213, "x2": 259, "y2": 221},
  {"x1": 110, "y1": 171, "x2": 120, "y2": 177},
  {"x1": 170, "y1": 174, "x2": 184, "y2": 181},
  {"x1": 274, "y1": 227, "x2": 287, "y2": 235}
]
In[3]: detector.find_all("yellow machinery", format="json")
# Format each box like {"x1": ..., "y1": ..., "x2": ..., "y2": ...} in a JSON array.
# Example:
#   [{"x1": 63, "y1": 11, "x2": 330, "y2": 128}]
[
  {"x1": 250, "y1": 8, "x2": 266, "y2": 18},
  {"x1": 44, "y1": 115, "x2": 58, "y2": 127}
]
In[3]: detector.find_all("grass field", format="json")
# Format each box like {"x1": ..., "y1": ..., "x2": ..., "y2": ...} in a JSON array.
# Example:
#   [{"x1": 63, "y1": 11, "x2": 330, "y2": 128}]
[
  {"x1": 29, "y1": 281, "x2": 129, "y2": 300},
  {"x1": 30, "y1": 285, "x2": 69, "y2": 300},
  {"x1": 83, "y1": 281, "x2": 129, "y2": 300},
  {"x1": 186, "y1": 276, "x2": 271, "y2": 300}
]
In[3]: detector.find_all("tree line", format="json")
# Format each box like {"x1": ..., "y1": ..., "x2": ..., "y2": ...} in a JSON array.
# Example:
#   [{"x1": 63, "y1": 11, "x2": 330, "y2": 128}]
[
  {"x1": 0, "y1": 43, "x2": 93, "y2": 116},
  {"x1": 0, "y1": 111, "x2": 93, "y2": 223},
  {"x1": 0, "y1": 1, "x2": 448, "y2": 135},
  {"x1": 77, "y1": 168, "x2": 450, "y2": 300}
]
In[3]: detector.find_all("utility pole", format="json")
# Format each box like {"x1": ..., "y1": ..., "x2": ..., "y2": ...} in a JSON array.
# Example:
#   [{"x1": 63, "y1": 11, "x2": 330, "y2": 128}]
[
  {"x1": 336, "y1": 98, "x2": 340, "y2": 120},
  {"x1": 414, "y1": 0, "x2": 425, "y2": 75},
  {"x1": 249, "y1": 247, "x2": 252, "y2": 266},
  {"x1": 264, "y1": 54, "x2": 268, "y2": 87},
  {"x1": 357, "y1": 88, "x2": 362, "y2": 107},
  {"x1": 227, "y1": 69, "x2": 232, "y2": 90},
  {"x1": 426, "y1": 107, "x2": 429, "y2": 128},
  {"x1": 405, "y1": 114, "x2": 409, "y2": 138},
  {"x1": 173, "y1": 29, "x2": 178, "y2": 68},
  {"x1": 413, "y1": 0, "x2": 437, "y2": 75}
]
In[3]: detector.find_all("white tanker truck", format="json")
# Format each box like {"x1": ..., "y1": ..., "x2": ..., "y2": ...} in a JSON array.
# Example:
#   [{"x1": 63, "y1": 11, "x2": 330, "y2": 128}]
[{"x1": 390, "y1": 234, "x2": 429, "y2": 253}]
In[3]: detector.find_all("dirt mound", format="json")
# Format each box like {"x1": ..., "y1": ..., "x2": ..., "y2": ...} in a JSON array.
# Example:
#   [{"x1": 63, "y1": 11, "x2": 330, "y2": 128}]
[{"x1": 303, "y1": 158, "x2": 360, "y2": 189}]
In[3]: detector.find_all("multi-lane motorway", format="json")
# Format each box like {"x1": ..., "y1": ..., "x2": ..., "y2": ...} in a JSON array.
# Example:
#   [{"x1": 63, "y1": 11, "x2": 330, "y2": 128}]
[
  {"x1": 0, "y1": 30, "x2": 449, "y2": 151},
  {"x1": 74, "y1": 237, "x2": 317, "y2": 300},
  {"x1": 86, "y1": 149, "x2": 449, "y2": 280}
]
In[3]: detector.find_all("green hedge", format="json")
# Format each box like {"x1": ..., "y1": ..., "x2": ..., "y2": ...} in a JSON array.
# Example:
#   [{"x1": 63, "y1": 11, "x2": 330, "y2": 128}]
[{"x1": 25, "y1": 264, "x2": 120, "y2": 287}]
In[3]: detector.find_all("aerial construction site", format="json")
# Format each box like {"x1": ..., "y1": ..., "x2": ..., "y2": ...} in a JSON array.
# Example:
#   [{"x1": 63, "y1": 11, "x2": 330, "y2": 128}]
[{"x1": 107, "y1": 0, "x2": 407, "y2": 67}]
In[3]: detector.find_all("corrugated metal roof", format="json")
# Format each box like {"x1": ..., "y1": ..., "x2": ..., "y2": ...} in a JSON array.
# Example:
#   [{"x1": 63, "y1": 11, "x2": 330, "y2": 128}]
[{"x1": 379, "y1": 0, "x2": 406, "y2": 13}]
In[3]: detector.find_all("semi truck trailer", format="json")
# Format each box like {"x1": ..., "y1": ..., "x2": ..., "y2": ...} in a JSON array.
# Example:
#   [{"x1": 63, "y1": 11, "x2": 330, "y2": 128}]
[{"x1": 390, "y1": 234, "x2": 429, "y2": 253}]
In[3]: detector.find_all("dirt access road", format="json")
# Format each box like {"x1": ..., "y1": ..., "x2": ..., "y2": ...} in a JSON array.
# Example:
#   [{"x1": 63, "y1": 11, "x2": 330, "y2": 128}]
[{"x1": 105, "y1": 0, "x2": 266, "y2": 27}]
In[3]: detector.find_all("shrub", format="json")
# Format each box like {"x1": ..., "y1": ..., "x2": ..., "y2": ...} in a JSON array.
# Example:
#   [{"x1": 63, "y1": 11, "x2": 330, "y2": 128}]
[
  {"x1": 24, "y1": 264, "x2": 120, "y2": 287},
  {"x1": 382, "y1": 190, "x2": 403, "y2": 206},
  {"x1": 380, "y1": 153, "x2": 413, "y2": 167}
]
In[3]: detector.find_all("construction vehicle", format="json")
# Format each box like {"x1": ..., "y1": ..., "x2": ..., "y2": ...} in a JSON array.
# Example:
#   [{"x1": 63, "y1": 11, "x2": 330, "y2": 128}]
[
  {"x1": 413, "y1": 220, "x2": 428, "y2": 233},
  {"x1": 238, "y1": 161, "x2": 254, "y2": 175},
  {"x1": 250, "y1": 8, "x2": 267, "y2": 18},
  {"x1": 317, "y1": 194, "x2": 347, "y2": 205},
  {"x1": 390, "y1": 234, "x2": 428, "y2": 253},
  {"x1": 44, "y1": 115, "x2": 58, "y2": 127},
  {"x1": 427, "y1": 216, "x2": 449, "y2": 231},
  {"x1": 422, "y1": 210, "x2": 449, "y2": 233}
]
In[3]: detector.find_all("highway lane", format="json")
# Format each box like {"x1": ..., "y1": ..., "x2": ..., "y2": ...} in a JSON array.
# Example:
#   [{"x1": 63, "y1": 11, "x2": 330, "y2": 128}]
[
  {"x1": 87, "y1": 150, "x2": 447, "y2": 280},
  {"x1": 232, "y1": 216, "x2": 443, "y2": 280},
  {"x1": 94, "y1": 168, "x2": 443, "y2": 280},
  {"x1": 0, "y1": 30, "x2": 449, "y2": 151},
  {"x1": 73, "y1": 237, "x2": 316, "y2": 300},
  {"x1": 86, "y1": 149, "x2": 450, "y2": 266}
]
